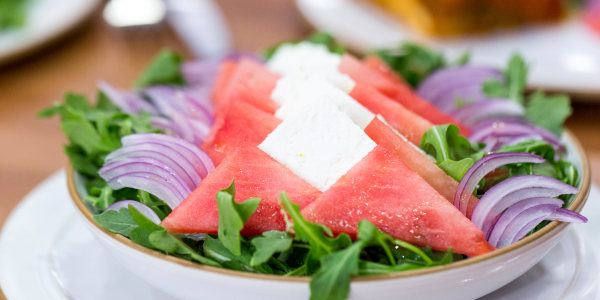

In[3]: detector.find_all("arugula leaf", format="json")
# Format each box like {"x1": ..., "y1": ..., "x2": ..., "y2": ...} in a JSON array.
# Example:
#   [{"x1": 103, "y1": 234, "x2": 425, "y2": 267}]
[
  {"x1": 263, "y1": 32, "x2": 346, "y2": 60},
  {"x1": 309, "y1": 242, "x2": 364, "y2": 300},
  {"x1": 420, "y1": 124, "x2": 484, "y2": 181},
  {"x1": 216, "y1": 181, "x2": 261, "y2": 256},
  {"x1": 138, "y1": 190, "x2": 171, "y2": 220},
  {"x1": 482, "y1": 54, "x2": 527, "y2": 104},
  {"x1": 92, "y1": 207, "x2": 137, "y2": 236},
  {"x1": 306, "y1": 32, "x2": 346, "y2": 55},
  {"x1": 505, "y1": 55, "x2": 528, "y2": 104},
  {"x1": 85, "y1": 185, "x2": 116, "y2": 212},
  {"x1": 497, "y1": 140, "x2": 556, "y2": 161},
  {"x1": 135, "y1": 50, "x2": 185, "y2": 87},
  {"x1": 203, "y1": 236, "x2": 255, "y2": 272},
  {"x1": 148, "y1": 230, "x2": 220, "y2": 267},
  {"x1": 279, "y1": 192, "x2": 351, "y2": 272},
  {"x1": 250, "y1": 231, "x2": 293, "y2": 266},
  {"x1": 129, "y1": 204, "x2": 163, "y2": 248},
  {"x1": 374, "y1": 42, "x2": 447, "y2": 87},
  {"x1": 524, "y1": 92, "x2": 571, "y2": 136}
]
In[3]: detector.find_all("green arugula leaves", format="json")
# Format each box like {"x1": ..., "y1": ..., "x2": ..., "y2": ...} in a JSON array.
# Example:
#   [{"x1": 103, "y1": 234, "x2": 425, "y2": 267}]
[
  {"x1": 420, "y1": 124, "x2": 484, "y2": 181},
  {"x1": 263, "y1": 32, "x2": 346, "y2": 60},
  {"x1": 216, "y1": 181, "x2": 260, "y2": 256},
  {"x1": 39, "y1": 92, "x2": 162, "y2": 212},
  {"x1": 524, "y1": 92, "x2": 571, "y2": 136},
  {"x1": 135, "y1": 50, "x2": 185, "y2": 87},
  {"x1": 482, "y1": 54, "x2": 572, "y2": 136}
]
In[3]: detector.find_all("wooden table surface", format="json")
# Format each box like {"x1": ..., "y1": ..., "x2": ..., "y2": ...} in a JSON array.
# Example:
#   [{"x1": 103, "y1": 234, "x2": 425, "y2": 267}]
[{"x1": 0, "y1": 0, "x2": 598, "y2": 229}]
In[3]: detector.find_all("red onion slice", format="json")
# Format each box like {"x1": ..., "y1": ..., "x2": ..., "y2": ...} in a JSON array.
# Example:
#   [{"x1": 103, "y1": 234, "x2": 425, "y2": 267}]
[
  {"x1": 100, "y1": 158, "x2": 192, "y2": 197},
  {"x1": 455, "y1": 152, "x2": 546, "y2": 216},
  {"x1": 468, "y1": 120, "x2": 566, "y2": 153},
  {"x1": 99, "y1": 134, "x2": 215, "y2": 209},
  {"x1": 107, "y1": 200, "x2": 161, "y2": 224},
  {"x1": 418, "y1": 66, "x2": 503, "y2": 103},
  {"x1": 121, "y1": 133, "x2": 215, "y2": 177},
  {"x1": 495, "y1": 204, "x2": 560, "y2": 248},
  {"x1": 105, "y1": 173, "x2": 185, "y2": 208},
  {"x1": 487, "y1": 197, "x2": 563, "y2": 246},
  {"x1": 98, "y1": 81, "x2": 158, "y2": 115},
  {"x1": 550, "y1": 208, "x2": 589, "y2": 223},
  {"x1": 450, "y1": 99, "x2": 524, "y2": 126},
  {"x1": 471, "y1": 175, "x2": 579, "y2": 235},
  {"x1": 106, "y1": 147, "x2": 201, "y2": 189}
]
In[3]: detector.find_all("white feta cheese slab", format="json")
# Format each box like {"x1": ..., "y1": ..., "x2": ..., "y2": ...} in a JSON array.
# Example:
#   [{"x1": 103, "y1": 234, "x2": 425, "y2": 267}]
[
  {"x1": 272, "y1": 75, "x2": 375, "y2": 129},
  {"x1": 258, "y1": 102, "x2": 376, "y2": 192},
  {"x1": 266, "y1": 41, "x2": 355, "y2": 92}
]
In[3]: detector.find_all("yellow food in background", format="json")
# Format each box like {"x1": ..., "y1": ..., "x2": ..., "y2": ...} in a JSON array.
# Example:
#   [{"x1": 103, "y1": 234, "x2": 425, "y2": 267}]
[{"x1": 372, "y1": 0, "x2": 567, "y2": 36}]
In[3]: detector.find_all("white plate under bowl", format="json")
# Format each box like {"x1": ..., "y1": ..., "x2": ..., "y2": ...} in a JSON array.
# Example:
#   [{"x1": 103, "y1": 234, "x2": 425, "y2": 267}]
[
  {"x1": 0, "y1": 0, "x2": 100, "y2": 66},
  {"x1": 0, "y1": 171, "x2": 598, "y2": 299},
  {"x1": 295, "y1": 0, "x2": 600, "y2": 98},
  {"x1": 64, "y1": 131, "x2": 591, "y2": 300}
]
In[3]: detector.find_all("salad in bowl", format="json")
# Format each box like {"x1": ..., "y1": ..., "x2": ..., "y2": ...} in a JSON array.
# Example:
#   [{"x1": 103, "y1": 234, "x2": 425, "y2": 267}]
[{"x1": 43, "y1": 33, "x2": 589, "y2": 300}]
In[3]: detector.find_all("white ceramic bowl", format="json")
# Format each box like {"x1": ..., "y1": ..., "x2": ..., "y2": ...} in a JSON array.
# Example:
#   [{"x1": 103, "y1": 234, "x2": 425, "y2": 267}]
[{"x1": 67, "y1": 131, "x2": 590, "y2": 300}]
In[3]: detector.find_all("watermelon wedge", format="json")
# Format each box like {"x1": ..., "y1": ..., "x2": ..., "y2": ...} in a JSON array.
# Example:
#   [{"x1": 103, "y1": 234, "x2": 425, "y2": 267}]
[
  {"x1": 365, "y1": 117, "x2": 479, "y2": 209},
  {"x1": 162, "y1": 146, "x2": 321, "y2": 235},
  {"x1": 216, "y1": 58, "x2": 280, "y2": 117},
  {"x1": 350, "y1": 82, "x2": 432, "y2": 146},
  {"x1": 211, "y1": 60, "x2": 238, "y2": 109},
  {"x1": 339, "y1": 54, "x2": 471, "y2": 136},
  {"x1": 301, "y1": 146, "x2": 495, "y2": 256},
  {"x1": 201, "y1": 100, "x2": 281, "y2": 165}
]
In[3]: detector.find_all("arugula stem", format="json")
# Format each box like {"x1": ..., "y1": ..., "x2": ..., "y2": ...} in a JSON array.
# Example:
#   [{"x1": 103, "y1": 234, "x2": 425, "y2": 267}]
[{"x1": 392, "y1": 240, "x2": 433, "y2": 265}]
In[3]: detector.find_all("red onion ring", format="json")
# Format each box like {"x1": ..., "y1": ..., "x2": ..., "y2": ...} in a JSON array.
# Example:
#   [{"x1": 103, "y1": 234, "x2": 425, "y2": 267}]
[
  {"x1": 471, "y1": 175, "x2": 579, "y2": 236},
  {"x1": 487, "y1": 197, "x2": 563, "y2": 246},
  {"x1": 455, "y1": 152, "x2": 546, "y2": 216},
  {"x1": 107, "y1": 200, "x2": 161, "y2": 224}
]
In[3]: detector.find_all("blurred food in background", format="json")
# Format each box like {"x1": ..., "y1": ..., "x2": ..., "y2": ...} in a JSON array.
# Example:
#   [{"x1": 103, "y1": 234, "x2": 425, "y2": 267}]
[{"x1": 371, "y1": 0, "x2": 577, "y2": 36}]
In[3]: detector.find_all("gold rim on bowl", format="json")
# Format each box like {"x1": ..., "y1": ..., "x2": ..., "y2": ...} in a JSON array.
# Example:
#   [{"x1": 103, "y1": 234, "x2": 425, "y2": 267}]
[{"x1": 67, "y1": 130, "x2": 591, "y2": 283}]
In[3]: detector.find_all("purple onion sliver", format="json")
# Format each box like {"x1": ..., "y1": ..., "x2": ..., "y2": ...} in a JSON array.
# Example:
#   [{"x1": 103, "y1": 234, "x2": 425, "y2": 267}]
[
  {"x1": 495, "y1": 204, "x2": 560, "y2": 248},
  {"x1": 487, "y1": 197, "x2": 563, "y2": 246},
  {"x1": 471, "y1": 175, "x2": 579, "y2": 231},
  {"x1": 418, "y1": 66, "x2": 503, "y2": 102},
  {"x1": 468, "y1": 121, "x2": 566, "y2": 153},
  {"x1": 107, "y1": 200, "x2": 161, "y2": 224},
  {"x1": 450, "y1": 99, "x2": 524, "y2": 126},
  {"x1": 121, "y1": 134, "x2": 215, "y2": 176},
  {"x1": 106, "y1": 175, "x2": 185, "y2": 209},
  {"x1": 550, "y1": 208, "x2": 588, "y2": 223},
  {"x1": 106, "y1": 149, "x2": 200, "y2": 189},
  {"x1": 99, "y1": 158, "x2": 192, "y2": 197},
  {"x1": 454, "y1": 152, "x2": 546, "y2": 215}
]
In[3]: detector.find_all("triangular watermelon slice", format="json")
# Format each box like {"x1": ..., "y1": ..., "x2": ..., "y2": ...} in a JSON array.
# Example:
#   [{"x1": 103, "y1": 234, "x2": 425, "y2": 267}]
[
  {"x1": 162, "y1": 146, "x2": 321, "y2": 235},
  {"x1": 301, "y1": 146, "x2": 494, "y2": 256},
  {"x1": 201, "y1": 100, "x2": 281, "y2": 165},
  {"x1": 216, "y1": 58, "x2": 280, "y2": 117},
  {"x1": 211, "y1": 60, "x2": 238, "y2": 109},
  {"x1": 350, "y1": 82, "x2": 432, "y2": 146},
  {"x1": 364, "y1": 117, "x2": 479, "y2": 209},
  {"x1": 339, "y1": 54, "x2": 471, "y2": 136}
]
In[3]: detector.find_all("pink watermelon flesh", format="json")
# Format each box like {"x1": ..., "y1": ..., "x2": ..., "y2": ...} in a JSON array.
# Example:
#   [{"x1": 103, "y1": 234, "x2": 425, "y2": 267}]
[
  {"x1": 339, "y1": 54, "x2": 472, "y2": 136},
  {"x1": 216, "y1": 58, "x2": 280, "y2": 117},
  {"x1": 201, "y1": 100, "x2": 281, "y2": 165},
  {"x1": 211, "y1": 60, "x2": 238, "y2": 109},
  {"x1": 364, "y1": 118, "x2": 479, "y2": 209},
  {"x1": 162, "y1": 146, "x2": 321, "y2": 235},
  {"x1": 301, "y1": 146, "x2": 495, "y2": 257},
  {"x1": 350, "y1": 82, "x2": 432, "y2": 146}
]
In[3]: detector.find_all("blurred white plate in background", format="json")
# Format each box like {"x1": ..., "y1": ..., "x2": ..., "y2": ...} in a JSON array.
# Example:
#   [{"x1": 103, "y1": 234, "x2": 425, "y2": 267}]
[
  {"x1": 0, "y1": 0, "x2": 100, "y2": 66},
  {"x1": 296, "y1": 0, "x2": 600, "y2": 98}
]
